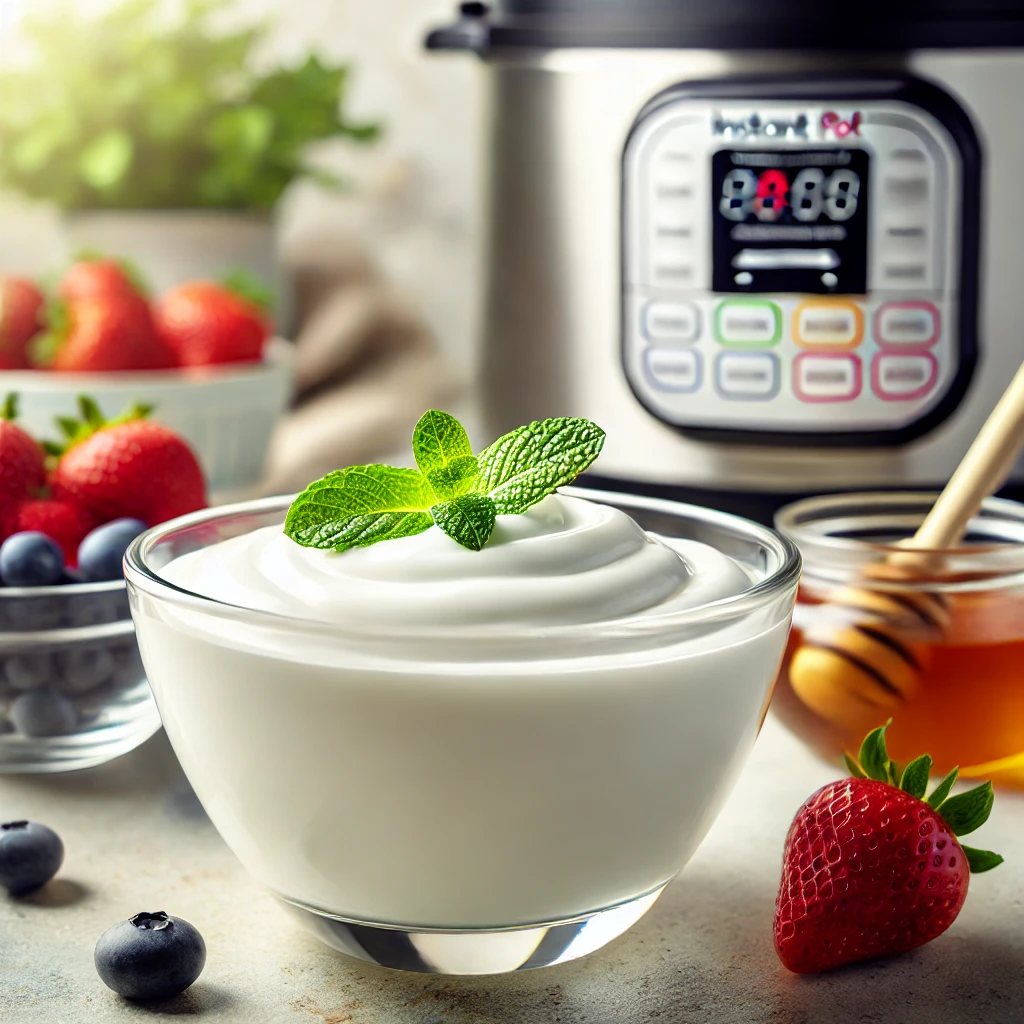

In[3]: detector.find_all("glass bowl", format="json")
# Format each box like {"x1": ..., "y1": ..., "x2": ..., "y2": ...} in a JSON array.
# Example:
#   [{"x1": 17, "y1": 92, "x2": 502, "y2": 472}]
[
  {"x1": 0, "y1": 580, "x2": 162, "y2": 773},
  {"x1": 124, "y1": 487, "x2": 800, "y2": 974},
  {"x1": 773, "y1": 492, "x2": 1024, "y2": 785}
]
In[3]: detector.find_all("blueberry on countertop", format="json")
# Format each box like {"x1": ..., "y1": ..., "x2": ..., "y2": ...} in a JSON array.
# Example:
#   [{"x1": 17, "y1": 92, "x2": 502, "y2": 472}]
[
  {"x1": 95, "y1": 911, "x2": 206, "y2": 1001},
  {"x1": 77, "y1": 519, "x2": 147, "y2": 583},
  {"x1": 0, "y1": 820, "x2": 64, "y2": 895},
  {"x1": 0, "y1": 533, "x2": 64, "y2": 587}
]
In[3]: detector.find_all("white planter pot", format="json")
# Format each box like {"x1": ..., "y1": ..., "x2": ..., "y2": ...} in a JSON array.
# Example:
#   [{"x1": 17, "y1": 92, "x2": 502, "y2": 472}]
[{"x1": 61, "y1": 210, "x2": 292, "y2": 331}]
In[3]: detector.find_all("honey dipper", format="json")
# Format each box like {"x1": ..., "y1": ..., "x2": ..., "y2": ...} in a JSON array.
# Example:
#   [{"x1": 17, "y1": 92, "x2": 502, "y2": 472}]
[{"x1": 789, "y1": 356, "x2": 1024, "y2": 733}]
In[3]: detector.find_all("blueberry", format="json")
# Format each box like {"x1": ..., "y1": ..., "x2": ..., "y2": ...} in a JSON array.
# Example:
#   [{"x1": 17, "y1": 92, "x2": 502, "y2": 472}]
[
  {"x1": 0, "y1": 533, "x2": 65, "y2": 587},
  {"x1": 56, "y1": 646, "x2": 115, "y2": 695},
  {"x1": 77, "y1": 519, "x2": 146, "y2": 583},
  {"x1": 95, "y1": 911, "x2": 206, "y2": 1001},
  {"x1": 3, "y1": 653, "x2": 54, "y2": 691},
  {"x1": 0, "y1": 820, "x2": 64, "y2": 895},
  {"x1": 11, "y1": 688, "x2": 78, "y2": 737}
]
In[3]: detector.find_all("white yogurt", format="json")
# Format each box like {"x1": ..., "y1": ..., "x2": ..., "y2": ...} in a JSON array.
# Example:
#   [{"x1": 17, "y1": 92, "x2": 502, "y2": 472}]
[
  {"x1": 164, "y1": 494, "x2": 753, "y2": 629},
  {"x1": 136, "y1": 494, "x2": 792, "y2": 928}
]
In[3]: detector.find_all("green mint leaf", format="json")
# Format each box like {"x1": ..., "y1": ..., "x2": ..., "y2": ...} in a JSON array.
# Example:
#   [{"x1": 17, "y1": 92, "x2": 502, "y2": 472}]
[
  {"x1": 430, "y1": 494, "x2": 497, "y2": 552},
  {"x1": 899, "y1": 754, "x2": 933, "y2": 800},
  {"x1": 857, "y1": 720, "x2": 893, "y2": 783},
  {"x1": 476, "y1": 417, "x2": 606, "y2": 515},
  {"x1": 412, "y1": 410, "x2": 479, "y2": 501},
  {"x1": 960, "y1": 845, "x2": 1004, "y2": 874},
  {"x1": 285, "y1": 465, "x2": 435, "y2": 552},
  {"x1": 1, "y1": 393, "x2": 17, "y2": 421},
  {"x1": 938, "y1": 781, "x2": 995, "y2": 837},
  {"x1": 927, "y1": 766, "x2": 960, "y2": 809},
  {"x1": 844, "y1": 753, "x2": 867, "y2": 779}
]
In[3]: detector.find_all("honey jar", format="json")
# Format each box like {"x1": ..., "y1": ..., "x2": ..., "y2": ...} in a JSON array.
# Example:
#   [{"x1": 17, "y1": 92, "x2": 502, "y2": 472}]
[{"x1": 773, "y1": 492, "x2": 1024, "y2": 786}]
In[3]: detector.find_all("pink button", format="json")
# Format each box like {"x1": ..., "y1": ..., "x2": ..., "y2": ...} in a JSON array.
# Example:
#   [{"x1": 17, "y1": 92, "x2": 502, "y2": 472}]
[
  {"x1": 875, "y1": 302, "x2": 940, "y2": 347},
  {"x1": 793, "y1": 353, "x2": 862, "y2": 403},
  {"x1": 872, "y1": 352, "x2": 938, "y2": 400}
]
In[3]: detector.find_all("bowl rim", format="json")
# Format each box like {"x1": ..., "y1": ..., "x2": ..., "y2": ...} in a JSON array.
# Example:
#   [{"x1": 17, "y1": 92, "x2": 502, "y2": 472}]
[
  {"x1": 3, "y1": 336, "x2": 293, "y2": 391},
  {"x1": 0, "y1": 617, "x2": 136, "y2": 650},
  {"x1": 123, "y1": 485, "x2": 802, "y2": 647}
]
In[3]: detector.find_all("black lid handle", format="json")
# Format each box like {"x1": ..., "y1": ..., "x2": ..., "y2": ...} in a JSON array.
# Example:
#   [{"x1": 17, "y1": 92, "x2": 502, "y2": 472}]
[{"x1": 425, "y1": 2, "x2": 491, "y2": 53}]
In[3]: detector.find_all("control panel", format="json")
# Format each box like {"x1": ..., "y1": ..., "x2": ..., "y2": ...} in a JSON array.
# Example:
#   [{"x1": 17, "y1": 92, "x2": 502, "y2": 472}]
[{"x1": 622, "y1": 83, "x2": 977, "y2": 442}]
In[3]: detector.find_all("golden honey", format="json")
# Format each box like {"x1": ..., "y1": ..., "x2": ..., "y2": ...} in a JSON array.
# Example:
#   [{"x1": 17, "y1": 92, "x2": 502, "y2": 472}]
[{"x1": 773, "y1": 493, "x2": 1024, "y2": 787}]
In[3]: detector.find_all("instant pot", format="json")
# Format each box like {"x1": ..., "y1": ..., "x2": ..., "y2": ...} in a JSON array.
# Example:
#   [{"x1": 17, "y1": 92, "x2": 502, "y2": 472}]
[{"x1": 427, "y1": 0, "x2": 1024, "y2": 521}]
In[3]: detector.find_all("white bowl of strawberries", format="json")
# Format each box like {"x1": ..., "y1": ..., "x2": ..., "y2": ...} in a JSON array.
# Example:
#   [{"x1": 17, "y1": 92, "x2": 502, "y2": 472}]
[
  {"x1": 0, "y1": 259, "x2": 294, "y2": 494},
  {"x1": 0, "y1": 398, "x2": 207, "y2": 771}
]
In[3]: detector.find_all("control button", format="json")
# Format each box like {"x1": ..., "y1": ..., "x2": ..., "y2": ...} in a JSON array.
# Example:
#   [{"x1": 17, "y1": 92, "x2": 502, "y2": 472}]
[
  {"x1": 714, "y1": 301, "x2": 781, "y2": 347},
  {"x1": 793, "y1": 353, "x2": 862, "y2": 402},
  {"x1": 794, "y1": 301, "x2": 863, "y2": 349},
  {"x1": 643, "y1": 301, "x2": 700, "y2": 343},
  {"x1": 875, "y1": 302, "x2": 940, "y2": 347},
  {"x1": 644, "y1": 347, "x2": 702, "y2": 393},
  {"x1": 714, "y1": 352, "x2": 779, "y2": 400},
  {"x1": 872, "y1": 352, "x2": 938, "y2": 400}
]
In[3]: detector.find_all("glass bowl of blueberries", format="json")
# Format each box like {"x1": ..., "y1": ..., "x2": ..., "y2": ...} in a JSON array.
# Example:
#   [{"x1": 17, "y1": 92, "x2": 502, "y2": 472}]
[{"x1": 0, "y1": 519, "x2": 161, "y2": 772}]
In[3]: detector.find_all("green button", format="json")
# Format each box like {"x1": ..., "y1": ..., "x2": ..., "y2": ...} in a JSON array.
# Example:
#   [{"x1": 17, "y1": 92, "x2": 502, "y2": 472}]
[{"x1": 714, "y1": 300, "x2": 782, "y2": 348}]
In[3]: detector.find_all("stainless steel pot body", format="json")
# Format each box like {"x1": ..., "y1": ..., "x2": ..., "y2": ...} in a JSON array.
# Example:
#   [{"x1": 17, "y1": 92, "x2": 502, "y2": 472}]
[{"x1": 478, "y1": 49, "x2": 1024, "y2": 492}]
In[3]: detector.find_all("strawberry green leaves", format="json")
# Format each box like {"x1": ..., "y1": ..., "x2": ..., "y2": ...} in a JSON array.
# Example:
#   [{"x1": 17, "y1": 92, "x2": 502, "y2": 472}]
[
  {"x1": 899, "y1": 754, "x2": 933, "y2": 801},
  {"x1": 938, "y1": 782, "x2": 994, "y2": 837},
  {"x1": 856, "y1": 721, "x2": 895, "y2": 784},
  {"x1": 927, "y1": 767, "x2": 960, "y2": 809},
  {"x1": 844, "y1": 722, "x2": 1002, "y2": 874},
  {"x1": 960, "y1": 846, "x2": 1004, "y2": 873},
  {"x1": 285, "y1": 409, "x2": 605, "y2": 554},
  {"x1": 477, "y1": 417, "x2": 606, "y2": 515}
]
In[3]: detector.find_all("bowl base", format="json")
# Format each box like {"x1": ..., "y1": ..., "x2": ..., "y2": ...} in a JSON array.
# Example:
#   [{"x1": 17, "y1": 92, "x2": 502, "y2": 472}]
[
  {"x1": 0, "y1": 708, "x2": 162, "y2": 773},
  {"x1": 276, "y1": 884, "x2": 667, "y2": 975}
]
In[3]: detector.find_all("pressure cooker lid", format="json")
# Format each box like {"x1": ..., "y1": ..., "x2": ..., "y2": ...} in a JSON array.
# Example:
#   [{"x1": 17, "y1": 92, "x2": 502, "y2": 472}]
[{"x1": 426, "y1": 0, "x2": 1024, "y2": 51}]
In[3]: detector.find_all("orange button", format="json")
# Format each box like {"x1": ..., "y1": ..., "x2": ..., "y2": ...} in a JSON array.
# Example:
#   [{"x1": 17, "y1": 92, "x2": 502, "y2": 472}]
[{"x1": 793, "y1": 301, "x2": 863, "y2": 349}]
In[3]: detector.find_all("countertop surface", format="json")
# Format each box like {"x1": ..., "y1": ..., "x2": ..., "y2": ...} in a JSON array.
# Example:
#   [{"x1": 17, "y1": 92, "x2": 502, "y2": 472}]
[{"x1": 2, "y1": 715, "x2": 1023, "y2": 1024}]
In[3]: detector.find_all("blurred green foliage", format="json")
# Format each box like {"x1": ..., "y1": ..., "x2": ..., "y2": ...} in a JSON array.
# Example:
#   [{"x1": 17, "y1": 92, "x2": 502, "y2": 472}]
[{"x1": 0, "y1": 0, "x2": 381, "y2": 209}]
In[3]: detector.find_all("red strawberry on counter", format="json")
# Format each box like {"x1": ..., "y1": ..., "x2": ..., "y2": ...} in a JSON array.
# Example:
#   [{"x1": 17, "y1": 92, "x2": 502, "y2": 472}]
[
  {"x1": 34, "y1": 294, "x2": 176, "y2": 373},
  {"x1": 154, "y1": 278, "x2": 271, "y2": 367},
  {"x1": 0, "y1": 275, "x2": 45, "y2": 370},
  {"x1": 49, "y1": 398, "x2": 206, "y2": 526},
  {"x1": 1, "y1": 498, "x2": 96, "y2": 565},
  {"x1": 59, "y1": 256, "x2": 147, "y2": 304},
  {"x1": 0, "y1": 394, "x2": 46, "y2": 513},
  {"x1": 774, "y1": 721, "x2": 1002, "y2": 974}
]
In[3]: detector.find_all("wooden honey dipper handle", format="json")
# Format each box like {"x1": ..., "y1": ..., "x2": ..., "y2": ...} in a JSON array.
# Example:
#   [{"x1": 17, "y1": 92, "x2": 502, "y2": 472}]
[
  {"x1": 789, "y1": 356, "x2": 1024, "y2": 734},
  {"x1": 902, "y1": 357, "x2": 1024, "y2": 553}
]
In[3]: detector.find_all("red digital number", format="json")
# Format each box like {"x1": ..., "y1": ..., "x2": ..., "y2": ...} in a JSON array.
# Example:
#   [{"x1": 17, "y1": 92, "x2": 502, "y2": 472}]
[{"x1": 754, "y1": 168, "x2": 789, "y2": 221}]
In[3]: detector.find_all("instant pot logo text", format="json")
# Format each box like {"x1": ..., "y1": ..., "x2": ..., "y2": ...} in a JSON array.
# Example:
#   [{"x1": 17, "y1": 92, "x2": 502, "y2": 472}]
[
  {"x1": 712, "y1": 110, "x2": 863, "y2": 140},
  {"x1": 712, "y1": 113, "x2": 809, "y2": 140}
]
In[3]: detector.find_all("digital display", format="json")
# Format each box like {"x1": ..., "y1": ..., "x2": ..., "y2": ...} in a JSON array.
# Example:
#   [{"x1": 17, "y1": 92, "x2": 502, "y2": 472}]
[{"x1": 711, "y1": 149, "x2": 870, "y2": 295}]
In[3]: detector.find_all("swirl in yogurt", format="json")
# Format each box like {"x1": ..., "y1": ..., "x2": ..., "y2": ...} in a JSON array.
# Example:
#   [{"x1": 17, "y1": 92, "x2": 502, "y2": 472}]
[{"x1": 161, "y1": 494, "x2": 752, "y2": 628}]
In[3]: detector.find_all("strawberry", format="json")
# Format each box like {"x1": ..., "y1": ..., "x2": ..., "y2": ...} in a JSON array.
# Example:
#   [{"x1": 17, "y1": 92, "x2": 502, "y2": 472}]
[
  {"x1": 34, "y1": 295, "x2": 176, "y2": 373},
  {"x1": 775, "y1": 721, "x2": 1002, "y2": 974},
  {"x1": 59, "y1": 256, "x2": 147, "y2": 304},
  {"x1": 48, "y1": 398, "x2": 206, "y2": 527},
  {"x1": 0, "y1": 275, "x2": 45, "y2": 369},
  {"x1": 154, "y1": 279, "x2": 270, "y2": 366},
  {"x1": 0, "y1": 394, "x2": 46, "y2": 513},
  {"x1": 1, "y1": 498, "x2": 96, "y2": 566}
]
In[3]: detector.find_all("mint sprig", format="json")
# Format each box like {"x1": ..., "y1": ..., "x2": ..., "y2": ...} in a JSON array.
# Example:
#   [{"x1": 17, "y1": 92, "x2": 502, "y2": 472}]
[{"x1": 284, "y1": 409, "x2": 606, "y2": 553}]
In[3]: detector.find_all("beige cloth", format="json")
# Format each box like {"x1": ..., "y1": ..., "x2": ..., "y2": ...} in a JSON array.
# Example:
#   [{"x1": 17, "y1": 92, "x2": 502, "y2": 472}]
[{"x1": 259, "y1": 237, "x2": 454, "y2": 496}]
